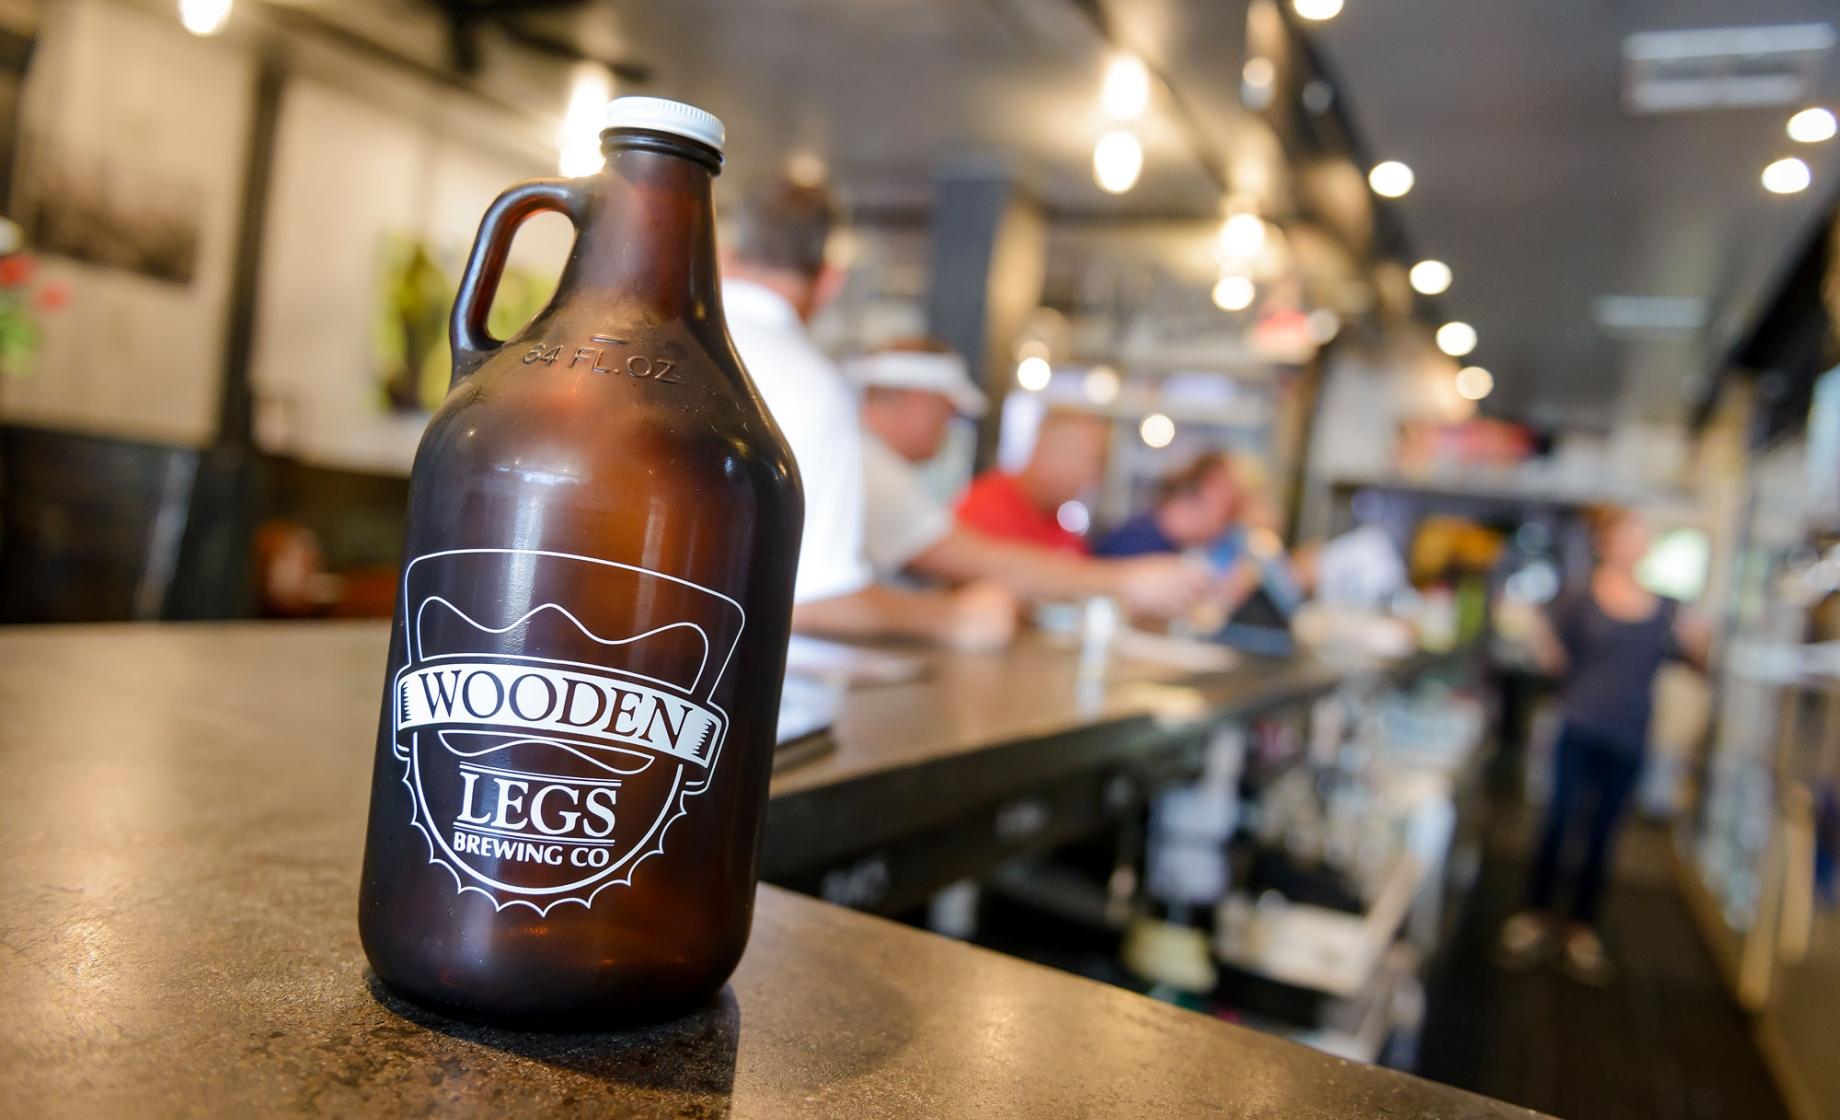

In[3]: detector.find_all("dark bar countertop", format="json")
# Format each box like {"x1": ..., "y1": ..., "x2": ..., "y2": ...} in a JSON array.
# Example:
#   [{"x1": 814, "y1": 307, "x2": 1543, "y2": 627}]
[
  {"x1": 0, "y1": 622, "x2": 1528, "y2": 1117},
  {"x1": 761, "y1": 625, "x2": 1463, "y2": 897}
]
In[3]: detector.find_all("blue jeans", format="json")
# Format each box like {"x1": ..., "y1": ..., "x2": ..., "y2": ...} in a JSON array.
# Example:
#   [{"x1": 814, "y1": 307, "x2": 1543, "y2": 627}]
[{"x1": 1527, "y1": 722, "x2": 1644, "y2": 924}]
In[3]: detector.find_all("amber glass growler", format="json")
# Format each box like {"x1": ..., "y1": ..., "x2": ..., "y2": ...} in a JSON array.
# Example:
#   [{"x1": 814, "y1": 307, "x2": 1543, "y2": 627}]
[{"x1": 358, "y1": 98, "x2": 802, "y2": 1024}]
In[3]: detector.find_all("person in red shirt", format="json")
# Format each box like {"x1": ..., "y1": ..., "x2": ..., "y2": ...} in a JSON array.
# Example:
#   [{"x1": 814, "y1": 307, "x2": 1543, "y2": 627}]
[{"x1": 956, "y1": 410, "x2": 1109, "y2": 553}]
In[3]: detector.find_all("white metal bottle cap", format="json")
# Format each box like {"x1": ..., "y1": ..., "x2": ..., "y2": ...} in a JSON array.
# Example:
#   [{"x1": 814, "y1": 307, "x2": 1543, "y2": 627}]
[{"x1": 600, "y1": 97, "x2": 725, "y2": 155}]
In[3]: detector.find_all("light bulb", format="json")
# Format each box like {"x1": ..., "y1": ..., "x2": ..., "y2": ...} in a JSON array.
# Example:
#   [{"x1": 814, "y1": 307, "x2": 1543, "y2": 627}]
[
  {"x1": 179, "y1": 0, "x2": 231, "y2": 36},
  {"x1": 1140, "y1": 413, "x2": 1176, "y2": 449},
  {"x1": 1093, "y1": 130, "x2": 1144, "y2": 194},
  {"x1": 1218, "y1": 212, "x2": 1268, "y2": 260},
  {"x1": 1763, "y1": 157, "x2": 1812, "y2": 195},
  {"x1": 1101, "y1": 56, "x2": 1151, "y2": 121},
  {"x1": 1084, "y1": 366, "x2": 1121, "y2": 405},
  {"x1": 1409, "y1": 259, "x2": 1451, "y2": 295},
  {"x1": 1454, "y1": 365, "x2": 1493, "y2": 401},
  {"x1": 1436, "y1": 321, "x2": 1477, "y2": 357},
  {"x1": 786, "y1": 150, "x2": 828, "y2": 187},
  {"x1": 1368, "y1": 160, "x2": 1414, "y2": 198},
  {"x1": 1293, "y1": 0, "x2": 1344, "y2": 20},
  {"x1": 1212, "y1": 274, "x2": 1256, "y2": 311},
  {"x1": 1788, "y1": 108, "x2": 1836, "y2": 144},
  {"x1": 1017, "y1": 356, "x2": 1053, "y2": 392},
  {"x1": 557, "y1": 63, "x2": 615, "y2": 177}
]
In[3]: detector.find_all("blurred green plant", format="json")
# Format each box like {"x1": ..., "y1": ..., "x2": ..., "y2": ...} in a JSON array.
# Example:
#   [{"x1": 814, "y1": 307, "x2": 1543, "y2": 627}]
[{"x1": 374, "y1": 234, "x2": 556, "y2": 413}]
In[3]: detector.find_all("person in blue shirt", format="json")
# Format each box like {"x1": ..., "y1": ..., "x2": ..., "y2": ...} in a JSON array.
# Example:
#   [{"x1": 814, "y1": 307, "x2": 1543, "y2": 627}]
[
  {"x1": 1096, "y1": 453, "x2": 1310, "y2": 642},
  {"x1": 1094, "y1": 452, "x2": 1244, "y2": 559}
]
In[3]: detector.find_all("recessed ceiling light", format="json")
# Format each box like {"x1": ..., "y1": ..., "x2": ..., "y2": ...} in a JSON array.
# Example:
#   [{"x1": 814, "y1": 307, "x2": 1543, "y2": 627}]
[
  {"x1": 1368, "y1": 160, "x2": 1414, "y2": 198},
  {"x1": 1762, "y1": 156, "x2": 1812, "y2": 194},
  {"x1": 1436, "y1": 321, "x2": 1478, "y2": 357},
  {"x1": 1454, "y1": 365, "x2": 1494, "y2": 401},
  {"x1": 1101, "y1": 55, "x2": 1151, "y2": 121},
  {"x1": 557, "y1": 63, "x2": 614, "y2": 176},
  {"x1": 1789, "y1": 107, "x2": 1837, "y2": 143},
  {"x1": 1293, "y1": 0, "x2": 1344, "y2": 22},
  {"x1": 1409, "y1": 259, "x2": 1452, "y2": 295},
  {"x1": 1093, "y1": 130, "x2": 1144, "y2": 194},
  {"x1": 1016, "y1": 356, "x2": 1052, "y2": 392},
  {"x1": 1212, "y1": 274, "x2": 1256, "y2": 311},
  {"x1": 180, "y1": 0, "x2": 231, "y2": 35},
  {"x1": 1083, "y1": 366, "x2": 1121, "y2": 405},
  {"x1": 1218, "y1": 213, "x2": 1268, "y2": 260},
  {"x1": 1140, "y1": 413, "x2": 1176, "y2": 448}
]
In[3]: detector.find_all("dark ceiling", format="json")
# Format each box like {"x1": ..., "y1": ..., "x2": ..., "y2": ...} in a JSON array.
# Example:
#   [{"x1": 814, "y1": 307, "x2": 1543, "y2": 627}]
[
  {"x1": 1304, "y1": 0, "x2": 1840, "y2": 426},
  {"x1": 376, "y1": 0, "x2": 1840, "y2": 427},
  {"x1": 605, "y1": 0, "x2": 1233, "y2": 217},
  {"x1": 603, "y1": 0, "x2": 1840, "y2": 425}
]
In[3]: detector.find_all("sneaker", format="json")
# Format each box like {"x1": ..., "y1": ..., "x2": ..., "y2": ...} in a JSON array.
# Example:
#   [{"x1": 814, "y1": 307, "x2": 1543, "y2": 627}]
[
  {"x1": 1560, "y1": 927, "x2": 1617, "y2": 987},
  {"x1": 1493, "y1": 910, "x2": 1551, "y2": 970}
]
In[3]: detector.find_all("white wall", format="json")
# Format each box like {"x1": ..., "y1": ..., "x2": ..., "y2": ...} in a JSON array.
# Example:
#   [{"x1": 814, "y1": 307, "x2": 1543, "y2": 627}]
[
  {"x1": 1, "y1": 0, "x2": 577, "y2": 469},
  {"x1": 248, "y1": 75, "x2": 570, "y2": 474},
  {"x1": 1, "y1": 0, "x2": 252, "y2": 445},
  {"x1": 1307, "y1": 332, "x2": 1469, "y2": 484}
]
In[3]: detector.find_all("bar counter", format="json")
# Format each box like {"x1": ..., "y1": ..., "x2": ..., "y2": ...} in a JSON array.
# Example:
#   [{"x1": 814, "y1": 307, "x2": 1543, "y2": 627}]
[
  {"x1": 764, "y1": 628, "x2": 1460, "y2": 908},
  {"x1": 0, "y1": 622, "x2": 1524, "y2": 1117}
]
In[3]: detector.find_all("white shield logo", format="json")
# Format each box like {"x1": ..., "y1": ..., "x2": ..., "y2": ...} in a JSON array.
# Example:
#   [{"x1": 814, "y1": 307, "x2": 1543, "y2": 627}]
[{"x1": 392, "y1": 549, "x2": 745, "y2": 915}]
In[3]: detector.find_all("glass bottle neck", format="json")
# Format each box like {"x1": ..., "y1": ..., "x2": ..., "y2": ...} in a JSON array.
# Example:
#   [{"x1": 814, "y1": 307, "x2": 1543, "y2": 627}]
[{"x1": 568, "y1": 140, "x2": 722, "y2": 321}]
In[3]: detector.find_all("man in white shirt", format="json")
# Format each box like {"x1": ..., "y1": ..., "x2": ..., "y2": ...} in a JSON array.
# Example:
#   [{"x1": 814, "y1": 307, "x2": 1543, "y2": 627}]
[
  {"x1": 720, "y1": 180, "x2": 1015, "y2": 649},
  {"x1": 848, "y1": 340, "x2": 1211, "y2": 618}
]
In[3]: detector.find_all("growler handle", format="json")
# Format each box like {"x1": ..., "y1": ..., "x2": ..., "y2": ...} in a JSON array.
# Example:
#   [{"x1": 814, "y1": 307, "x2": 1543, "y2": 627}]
[{"x1": 449, "y1": 178, "x2": 588, "y2": 387}]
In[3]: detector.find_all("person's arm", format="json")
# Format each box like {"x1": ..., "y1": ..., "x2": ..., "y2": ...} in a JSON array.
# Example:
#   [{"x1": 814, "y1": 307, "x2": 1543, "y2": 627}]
[
  {"x1": 1525, "y1": 598, "x2": 1571, "y2": 676},
  {"x1": 1288, "y1": 539, "x2": 1323, "y2": 597},
  {"x1": 792, "y1": 580, "x2": 1018, "y2": 651},
  {"x1": 1672, "y1": 606, "x2": 1713, "y2": 671},
  {"x1": 1214, "y1": 554, "x2": 1263, "y2": 618},
  {"x1": 905, "y1": 526, "x2": 1212, "y2": 618}
]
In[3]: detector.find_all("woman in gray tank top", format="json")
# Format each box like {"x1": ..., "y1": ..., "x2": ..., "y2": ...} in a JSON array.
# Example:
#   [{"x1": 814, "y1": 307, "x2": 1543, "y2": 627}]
[{"x1": 1496, "y1": 507, "x2": 1708, "y2": 985}]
